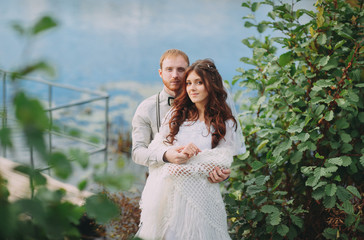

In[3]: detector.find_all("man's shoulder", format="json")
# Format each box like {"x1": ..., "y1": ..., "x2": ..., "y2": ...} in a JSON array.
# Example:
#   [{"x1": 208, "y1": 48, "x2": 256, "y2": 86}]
[
  {"x1": 137, "y1": 93, "x2": 158, "y2": 109},
  {"x1": 133, "y1": 93, "x2": 158, "y2": 120}
]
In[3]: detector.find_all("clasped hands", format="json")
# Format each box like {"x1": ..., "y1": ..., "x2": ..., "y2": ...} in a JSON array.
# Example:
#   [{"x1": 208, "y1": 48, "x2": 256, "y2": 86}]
[{"x1": 163, "y1": 143, "x2": 230, "y2": 183}]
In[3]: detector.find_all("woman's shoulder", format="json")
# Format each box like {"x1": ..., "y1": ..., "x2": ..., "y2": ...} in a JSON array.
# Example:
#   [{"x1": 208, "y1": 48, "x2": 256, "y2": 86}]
[{"x1": 225, "y1": 118, "x2": 237, "y2": 128}]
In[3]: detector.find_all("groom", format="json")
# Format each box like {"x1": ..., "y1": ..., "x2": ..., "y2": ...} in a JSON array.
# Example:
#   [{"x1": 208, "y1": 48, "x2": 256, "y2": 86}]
[{"x1": 131, "y1": 49, "x2": 230, "y2": 183}]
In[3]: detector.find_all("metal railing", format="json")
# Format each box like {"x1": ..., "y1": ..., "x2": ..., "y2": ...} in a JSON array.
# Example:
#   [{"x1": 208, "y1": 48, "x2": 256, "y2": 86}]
[{"x1": 0, "y1": 69, "x2": 110, "y2": 173}]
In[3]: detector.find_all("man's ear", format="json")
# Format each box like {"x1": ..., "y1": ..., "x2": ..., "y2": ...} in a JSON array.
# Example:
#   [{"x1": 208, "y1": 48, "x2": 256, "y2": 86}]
[{"x1": 158, "y1": 69, "x2": 163, "y2": 78}]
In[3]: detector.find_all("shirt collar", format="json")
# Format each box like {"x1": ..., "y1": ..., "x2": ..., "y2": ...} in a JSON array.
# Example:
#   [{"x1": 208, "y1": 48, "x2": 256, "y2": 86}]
[{"x1": 160, "y1": 88, "x2": 175, "y2": 102}]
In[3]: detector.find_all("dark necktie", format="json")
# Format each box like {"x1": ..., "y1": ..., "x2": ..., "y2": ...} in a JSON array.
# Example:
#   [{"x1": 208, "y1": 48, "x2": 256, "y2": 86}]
[{"x1": 168, "y1": 97, "x2": 175, "y2": 106}]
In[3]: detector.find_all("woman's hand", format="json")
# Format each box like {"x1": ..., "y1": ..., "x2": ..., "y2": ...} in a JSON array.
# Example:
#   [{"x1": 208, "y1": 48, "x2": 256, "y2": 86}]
[
  {"x1": 208, "y1": 167, "x2": 231, "y2": 183},
  {"x1": 180, "y1": 143, "x2": 201, "y2": 158}
]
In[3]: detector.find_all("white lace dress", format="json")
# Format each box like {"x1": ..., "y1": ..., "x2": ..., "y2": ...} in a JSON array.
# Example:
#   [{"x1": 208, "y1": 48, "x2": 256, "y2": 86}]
[{"x1": 136, "y1": 120, "x2": 238, "y2": 240}]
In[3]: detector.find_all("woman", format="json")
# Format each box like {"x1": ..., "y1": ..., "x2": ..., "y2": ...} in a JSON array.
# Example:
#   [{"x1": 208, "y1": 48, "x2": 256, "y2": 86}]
[{"x1": 136, "y1": 59, "x2": 245, "y2": 240}]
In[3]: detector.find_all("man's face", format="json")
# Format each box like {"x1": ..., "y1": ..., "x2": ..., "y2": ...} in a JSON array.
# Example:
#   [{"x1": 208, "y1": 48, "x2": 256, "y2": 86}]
[{"x1": 159, "y1": 55, "x2": 188, "y2": 94}]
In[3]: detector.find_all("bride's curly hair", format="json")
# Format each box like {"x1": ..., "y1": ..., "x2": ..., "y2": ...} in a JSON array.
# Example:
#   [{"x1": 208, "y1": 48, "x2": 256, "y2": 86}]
[{"x1": 166, "y1": 59, "x2": 237, "y2": 148}]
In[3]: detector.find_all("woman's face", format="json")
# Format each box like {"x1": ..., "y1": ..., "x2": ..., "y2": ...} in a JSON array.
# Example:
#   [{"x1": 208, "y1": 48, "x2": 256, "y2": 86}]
[{"x1": 186, "y1": 71, "x2": 209, "y2": 107}]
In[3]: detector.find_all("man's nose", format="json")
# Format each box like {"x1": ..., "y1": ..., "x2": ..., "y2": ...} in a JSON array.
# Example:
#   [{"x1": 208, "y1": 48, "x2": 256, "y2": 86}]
[{"x1": 172, "y1": 69, "x2": 178, "y2": 78}]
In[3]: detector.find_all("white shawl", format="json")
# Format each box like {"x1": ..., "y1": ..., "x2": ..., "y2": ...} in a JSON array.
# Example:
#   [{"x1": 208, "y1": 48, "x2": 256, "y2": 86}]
[{"x1": 137, "y1": 132, "x2": 233, "y2": 240}]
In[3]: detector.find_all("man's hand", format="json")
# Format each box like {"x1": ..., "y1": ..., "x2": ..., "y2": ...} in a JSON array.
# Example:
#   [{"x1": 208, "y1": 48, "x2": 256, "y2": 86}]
[
  {"x1": 208, "y1": 167, "x2": 231, "y2": 183},
  {"x1": 163, "y1": 146, "x2": 189, "y2": 164}
]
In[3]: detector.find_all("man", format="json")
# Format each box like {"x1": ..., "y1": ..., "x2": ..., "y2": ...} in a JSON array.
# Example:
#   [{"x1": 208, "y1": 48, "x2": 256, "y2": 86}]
[{"x1": 131, "y1": 49, "x2": 230, "y2": 183}]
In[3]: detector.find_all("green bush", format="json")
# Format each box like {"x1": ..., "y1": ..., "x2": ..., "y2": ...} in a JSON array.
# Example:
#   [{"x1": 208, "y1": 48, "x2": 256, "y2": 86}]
[{"x1": 226, "y1": 0, "x2": 363, "y2": 239}]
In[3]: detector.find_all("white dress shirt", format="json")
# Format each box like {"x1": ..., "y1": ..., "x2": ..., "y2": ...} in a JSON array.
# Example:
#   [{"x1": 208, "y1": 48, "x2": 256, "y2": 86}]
[{"x1": 131, "y1": 88, "x2": 174, "y2": 167}]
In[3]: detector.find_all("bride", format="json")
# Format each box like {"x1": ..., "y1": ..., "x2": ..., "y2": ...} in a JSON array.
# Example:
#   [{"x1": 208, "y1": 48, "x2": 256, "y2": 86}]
[{"x1": 136, "y1": 59, "x2": 245, "y2": 240}]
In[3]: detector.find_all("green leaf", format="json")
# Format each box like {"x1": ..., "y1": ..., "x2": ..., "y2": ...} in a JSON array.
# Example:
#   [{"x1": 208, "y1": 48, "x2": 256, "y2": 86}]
[
  {"x1": 306, "y1": 175, "x2": 320, "y2": 187},
  {"x1": 255, "y1": 175, "x2": 270, "y2": 186},
  {"x1": 32, "y1": 16, "x2": 58, "y2": 35},
  {"x1": 244, "y1": 21, "x2": 255, "y2": 28},
  {"x1": 324, "y1": 110, "x2": 334, "y2": 121},
  {"x1": 340, "y1": 132, "x2": 352, "y2": 143},
  {"x1": 253, "y1": 48, "x2": 267, "y2": 59},
  {"x1": 336, "y1": 118, "x2": 349, "y2": 129},
  {"x1": 11, "y1": 22, "x2": 26, "y2": 35},
  {"x1": 341, "y1": 156, "x2": 352, "y2": 167},
  {"x1": 314, "y1": 105, "x2": 325, "y2": 116},
  {"x1": 317, "y1": 33, "x2": 327, "y2": 45},
  {"x1": 14, "y1": 165, "x2": 47, "y2": 186},
  {"x1": 298, "y1": 141, "x2": 316, "y2": 152},
  {"x1": 277, "y1": 224, "x2": 289, "y2": 236},
  {"x1": 16, "y1": 61, "x2": 56, "y2": 78},
  {"x1": 318, "y1": 56, "x2": 330, "y2": 67},
  {"x1": 85, "y1": 194, "x2": 119, "y2": 224},
  {"x1": 290, "y1": 215, "x2": 304, "y2": 228},
  {"x1": 336, "y1": 186, "x2": 352, "y2": 202},
  {"x1": 315, "y1": 152, "x2": 324, "y2": 159},
  {"x1": 359, "y1": 112, "x2": 364, "y2": 123},
  {"x1": 256, "y1": 140, "x2": 269, "y2": 151},
  {"x1": 327, "y1": 157, "x2": 343, "y2": 166},
  {"x1": 287, "y1": 125, "x2": 303, "y2": 133},
  {"x1": 290, "y1": 151, "x2": 303, "y2": 164},
  {"x1": 261, "y1": 205, "x2": 279, "y2": 213},
  {"x1": 247, "y1": 185, "x2": 266, "y2": 195},
  {"x1": 237, "y1": 150, "x2": 250, "y2": 160},
  {"x1": 272, "y1": 139, "x2": 292, "y2": 156},
  {"x1": 325, "y1": 183, "x2": 337, "y2": 197},
  {"x1": 333, "y1": 40, "x2": 346, "y2": 50},
  {"x1": 257, "y1": 24, "x2": 268, "y2": 33},
  {"x1": 338, "y1": 31, "x2": 354, "y2": 40},
  {"x1": 323, "y1": 195, "x2": 336, "y2": 208},
  {"x1": 49, "y1": 152, "x2": 72, "y2": 179},
  {"x1": 291, "y1": 133, "x2": 310, "y2": 142},
  {"x1": 322, "y1": 58, "x2": 339, "y2": 71},
  {"x1": 242, "y1": 14, "x2": 255, "y2": 20},
  {"x1": 348, "y1": 91, "x2": 359, "y2": 103},
  {"x1": 360, "y1": 156, "x2": 364, "y2": 167},
  {"x1": 251, "y1": 161, "x2": 265, "y2": 171},
  {"x1": 315, "y1": 79, "x2": 334, "y2": 88},
  {"x1": 0, "y1": 127, "x2": 13, "y2": 149},
  {"x1": 269, "y1": 211, "x2": 281, "y2": 226},
  {"x1": 251, "y1": 2, "x2": 261, "y2": 12},
  {"x1": 312, "y1": 187, "x2": 326, "y2": 200},
  {"x1": 278, "y1": 51, "x2": 292, "y2": 67},
  {"x1": 346, "y1": 186, "x2": 361, "y2": 199},
  {"x1": 342, "y1": 200, "x2": 354, "y2": 214},
  {"x1": 268, "y1": 11, "x2": 276, "y2": 20},
  {"x1": 323, "y1": 228, "x2": 337, "y2": 239},
  {"x1": 341, "y1": 143, "x2": 353, "y2": 153},
  {"x1": 68, "y1": 148, "x2": 89, "y2": 169},
  {"x1": 77, "y1": 180, "x2": 88, "y2": 191},
  {"x1": 94, "y1": 173, "x2": 134, "y2": 191}
]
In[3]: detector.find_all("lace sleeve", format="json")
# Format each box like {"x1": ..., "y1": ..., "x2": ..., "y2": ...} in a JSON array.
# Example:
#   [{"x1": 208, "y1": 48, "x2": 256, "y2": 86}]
[
  {"x1": 162, "y1": 147, "x2": 233, "y2": 178},
  {"x1": 217, "y1": 119, "x2": 246, "y2": 155}
]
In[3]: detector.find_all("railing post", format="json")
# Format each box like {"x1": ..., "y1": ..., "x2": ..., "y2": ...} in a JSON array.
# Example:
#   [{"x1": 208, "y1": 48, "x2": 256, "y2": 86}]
[
  {"x1": 104, "y1": 95, "x2": 109, "y2": 174},
  {"x1": 48, "y1": 85, "x2": 53, "y2": 175},
  {"x1": 1, "y1": 72, "x2": 7, "y2": 157}
]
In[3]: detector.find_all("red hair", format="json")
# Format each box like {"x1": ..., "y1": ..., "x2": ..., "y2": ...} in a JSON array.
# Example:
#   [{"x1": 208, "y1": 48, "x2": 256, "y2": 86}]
[{"x1": 166, "y1": 59, "x2": 237, "y2": 148}]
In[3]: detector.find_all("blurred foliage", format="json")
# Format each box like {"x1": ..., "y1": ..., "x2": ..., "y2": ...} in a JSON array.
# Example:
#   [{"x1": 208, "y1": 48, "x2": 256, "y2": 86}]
[
  {"x1": 102, "y1": 191, "x2": 141, "y2": 239},
  {"x1": 226, "y1": 0, "x2": 363, "y2": 239},
  {"x1": 0, "y1": 15, "x2": 135, "y2": 239}
]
